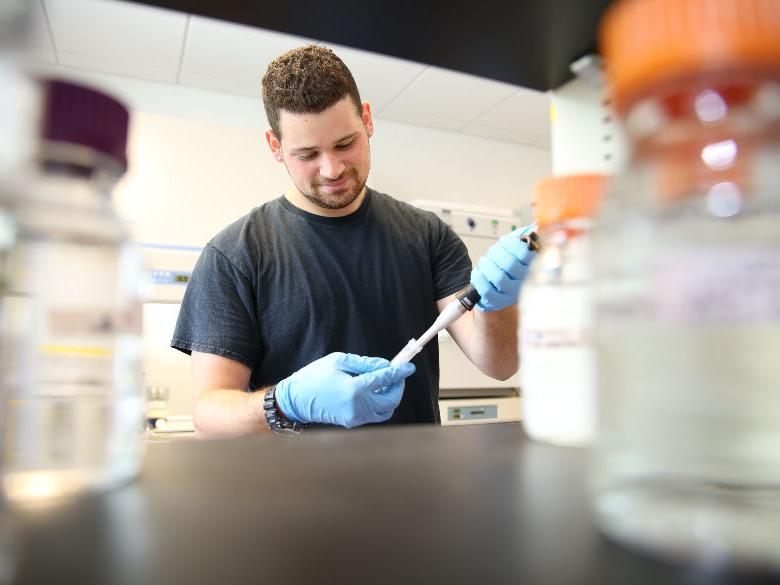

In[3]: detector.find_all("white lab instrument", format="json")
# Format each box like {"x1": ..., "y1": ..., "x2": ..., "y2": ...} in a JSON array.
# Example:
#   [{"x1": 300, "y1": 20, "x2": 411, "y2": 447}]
[
  {"x1": 408, "y1": 202, "x2": 535, "y2": 426},
  {"x1": 138, "y1": 243, "x2": 201, "y2": 428},
  {"x1": 391, "y1": 222, "x2": 538, "y2": 366}
]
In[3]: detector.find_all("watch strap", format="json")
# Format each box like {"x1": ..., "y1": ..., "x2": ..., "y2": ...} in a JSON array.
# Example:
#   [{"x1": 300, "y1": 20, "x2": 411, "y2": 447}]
[{"x1": 263, "y1": 385, "x2": 303, "y2": 435}]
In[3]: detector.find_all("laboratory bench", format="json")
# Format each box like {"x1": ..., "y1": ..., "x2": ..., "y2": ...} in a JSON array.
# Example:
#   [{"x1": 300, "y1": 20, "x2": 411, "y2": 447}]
[{"x1": 5, "y1": 423, "x2": 778, "y2": 585}]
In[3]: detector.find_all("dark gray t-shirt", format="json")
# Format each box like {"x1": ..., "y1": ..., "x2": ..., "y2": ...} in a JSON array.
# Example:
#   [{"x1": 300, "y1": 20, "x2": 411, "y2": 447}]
[{"x1": 171, "y1": 188, "x2": 471, "y2": 424}]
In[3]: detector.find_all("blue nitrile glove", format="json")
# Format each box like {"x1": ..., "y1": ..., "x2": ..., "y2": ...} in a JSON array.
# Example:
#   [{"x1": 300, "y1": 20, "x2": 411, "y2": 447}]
[
  {"x1": 274, "y1": 352, "x2": 416, "y2": 428},
  {"x1": 470, "y1": 225, "x2": 537, "y2": 312}
]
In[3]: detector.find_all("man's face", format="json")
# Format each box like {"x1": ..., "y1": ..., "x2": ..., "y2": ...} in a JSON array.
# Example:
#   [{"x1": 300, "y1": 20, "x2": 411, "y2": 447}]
[{"x1": 268, "y1": 97, "x2": 373, "y2": 212}]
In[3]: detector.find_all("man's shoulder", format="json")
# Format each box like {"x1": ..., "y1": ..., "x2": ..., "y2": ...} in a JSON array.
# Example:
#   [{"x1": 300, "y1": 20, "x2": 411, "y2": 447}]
[
  {"x1": 211, "y1": 198, "x2": 282, "y2": 244},
  {"x1": 207, "y1": 197, "x2": 284, "y2": 272},
  {"x1": 369, "y1": 189, "x2": 445, "y2": 232}
]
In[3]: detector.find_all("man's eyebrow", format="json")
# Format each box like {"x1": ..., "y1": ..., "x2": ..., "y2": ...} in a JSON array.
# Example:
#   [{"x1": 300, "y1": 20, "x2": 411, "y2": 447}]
[
  {"x1": 290, "y1": 133, "x2": 358, "y2": 154},
  {"x1": 333, "y1": 133, "x2": 357, "y2": 144},
  {"x1": 290, "y1": 145, "x2": 316, "y2": 154}
]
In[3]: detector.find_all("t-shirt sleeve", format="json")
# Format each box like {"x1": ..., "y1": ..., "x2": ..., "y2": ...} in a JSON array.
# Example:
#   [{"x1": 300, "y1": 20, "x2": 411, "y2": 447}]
[
  {"x1": 430, "y1": 219, "x2": 472, "y2": 300},
  {"x1": 170, "y1": 243, "x2": 261, "y2": 368}
]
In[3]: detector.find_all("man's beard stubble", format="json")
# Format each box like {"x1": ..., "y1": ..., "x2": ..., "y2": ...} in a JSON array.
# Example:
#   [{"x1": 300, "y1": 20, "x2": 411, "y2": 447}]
[{"x1": 305, "y1": 167, "x2": 367, "y2": 210}]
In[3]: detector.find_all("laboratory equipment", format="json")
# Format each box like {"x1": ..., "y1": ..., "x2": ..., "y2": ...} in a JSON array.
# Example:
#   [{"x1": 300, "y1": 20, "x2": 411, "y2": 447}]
[
  {"x1": 410, "y1": 201, "x2": 524, "y2": 396},
  {"x1": 138, "y1": 243, "x2": 201, "y2": 434},
  {"x1": 391, "y1": 224, "x2": 538, "y2": 366},
  {"x1": 410, "y1": 202, "x2": 538, "y2": 425},
  {"x1": 520, "y1": 174, "x2": 606, "y2": 447},
  {"x1": 0, "y1": 7, "x2": 33, "y2": 581},
  {"x1": 438, "y1": 395, "x2": 522, "y2": 426},
  {"x1": 593, "y1": 0, "x2": 780, "y2": 572},
  {"x1": 0, "y1": 79, "x2": 144, "y2": 505},
  {"x1": 389, "y1": 288, "x2": 477, "y2": 366}
]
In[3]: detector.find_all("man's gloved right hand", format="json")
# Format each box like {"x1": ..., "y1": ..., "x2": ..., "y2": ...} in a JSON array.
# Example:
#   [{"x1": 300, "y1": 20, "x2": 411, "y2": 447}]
[{"x1": 274, "y1": 352, "x2": 416, "y2": 428}]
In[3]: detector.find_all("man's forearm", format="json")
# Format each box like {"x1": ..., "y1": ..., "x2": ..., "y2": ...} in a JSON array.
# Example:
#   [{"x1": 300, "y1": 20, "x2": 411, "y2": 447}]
[
  {"x1": 468, "y1": 305, "x2": 519, "y2": 380},
  {"x1": 192, "y1": 387, "x2": 270, "y2": 437}
]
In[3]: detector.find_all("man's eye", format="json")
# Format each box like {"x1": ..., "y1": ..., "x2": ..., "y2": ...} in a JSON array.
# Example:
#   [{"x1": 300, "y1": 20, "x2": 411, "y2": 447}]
[
  {"x1": 335, "y1": 140, "x2": 355, "y2": 150},
  {"x1": 296, "y1": 152, "x2": 316, "y2": 161}
]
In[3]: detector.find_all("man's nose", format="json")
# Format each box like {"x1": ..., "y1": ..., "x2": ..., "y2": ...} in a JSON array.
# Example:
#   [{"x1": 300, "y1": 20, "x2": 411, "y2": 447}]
[{"x1": 319, "y1": 153, "x2": 346, "y2": 180}]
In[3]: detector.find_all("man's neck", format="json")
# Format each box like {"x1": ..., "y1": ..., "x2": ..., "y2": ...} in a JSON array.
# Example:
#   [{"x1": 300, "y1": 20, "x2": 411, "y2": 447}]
[{"x1": 284, "y1": 186, "x2": 367, "y2": 218}]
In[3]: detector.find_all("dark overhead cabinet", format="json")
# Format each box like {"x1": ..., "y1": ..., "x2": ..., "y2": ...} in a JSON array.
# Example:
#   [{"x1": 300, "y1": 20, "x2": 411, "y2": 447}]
[{"x1": 132, "y1": 0, "x2": 616, "y2": 91}]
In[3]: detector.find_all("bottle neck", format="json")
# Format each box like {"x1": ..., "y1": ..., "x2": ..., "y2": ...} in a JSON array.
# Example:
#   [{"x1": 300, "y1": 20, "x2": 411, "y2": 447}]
[
  {"x1": 622, "y1": 71, "x2": 780, "y2": 153},
  {"x1": 18, "y1": 140, "x2": 123, "y2": 208},
  {"x1": 539, "y1": 216, "x2": 596, "y2": 240},
  {"x1": 620, "y1": 71, "x2": 780, "y2": 206},
  {"x1": 1, "y1": 143, "x2": 126, "y2": 244},
  {"x1": 533, "y1": 217, "x2": 596, "y2": 284}
]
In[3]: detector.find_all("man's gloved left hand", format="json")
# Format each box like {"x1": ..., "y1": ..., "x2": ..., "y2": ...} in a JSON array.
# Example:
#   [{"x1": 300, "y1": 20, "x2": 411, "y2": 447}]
[{"x1": 470, "y1": 225, "x2": 538, "y2": 312}]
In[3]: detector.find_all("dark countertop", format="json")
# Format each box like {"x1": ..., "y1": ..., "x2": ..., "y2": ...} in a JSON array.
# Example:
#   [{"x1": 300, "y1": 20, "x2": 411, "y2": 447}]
[{"x1": 7, "y1": 423, "x2": 778, "y2": 585}]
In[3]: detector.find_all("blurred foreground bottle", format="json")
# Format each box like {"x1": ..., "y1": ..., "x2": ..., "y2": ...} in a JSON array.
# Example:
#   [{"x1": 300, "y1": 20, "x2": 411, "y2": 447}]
[
  {"x1": 520, "y1": 174, "x2": 606, "y2": 448},
  {"x1": 1, "y1": 2, "x2": 36, "y2": 580},
  {"x1": 0, "y1": 79, "x2": 144, "y2": 505},
  {"x1": 592, "y1": 0, "x2": 780, "y2": 573}
]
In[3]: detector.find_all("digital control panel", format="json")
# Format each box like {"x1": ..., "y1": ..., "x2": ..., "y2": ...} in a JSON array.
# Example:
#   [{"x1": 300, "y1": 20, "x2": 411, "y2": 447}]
[
  {"x1": 447, "y1": 404, "x2": 498, "y2": 421},
  {"x1": 148, "y1": 270, "x2": 191, "y2": 286},
  {"x1": 442, "y1": 210, "x2": 518, "y2": 238}
]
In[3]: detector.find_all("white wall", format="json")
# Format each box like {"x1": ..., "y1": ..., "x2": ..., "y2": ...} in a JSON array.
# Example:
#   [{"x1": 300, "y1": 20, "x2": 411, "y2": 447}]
[
  {"x1": 115, "y1": 112, "x2": 275, "y2": 246},
  {"x1": 115, "y1": 112, "x2": 551, "y2": 247},
  {"x1": 31, "y1": 66, "x2": 551, "y2": 247}
]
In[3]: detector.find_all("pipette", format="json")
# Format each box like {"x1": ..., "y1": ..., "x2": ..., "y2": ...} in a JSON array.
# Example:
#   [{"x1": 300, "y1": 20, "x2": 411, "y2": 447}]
[{"x1": 390, "y1": 222, "x2": 540, "y2": 367}]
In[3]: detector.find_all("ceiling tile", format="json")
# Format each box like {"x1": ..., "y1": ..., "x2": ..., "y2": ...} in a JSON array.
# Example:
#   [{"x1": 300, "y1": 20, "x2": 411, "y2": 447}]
[
  {"x1": 26, "y1": 0, "x2": 56, "y2": 64},
  {"x1": 44, "y1": 0, "x2": 187, "y2": 82},
  {"x1": 472, "y1": 87, "x2": 551, "y2": 140},
  {"x1": 379, "y1": 66, "x2": 517, "y2": 128},
  {"x1": 378, "y1": 109, "x2": 465, "y2": 133},
  {"x1": 24, "y1": 60, "x2": 268, "y2": 129},
  {"x1": 321, "y1": 43, "x2": 426, "y2": 114},
  {"x1": 179, "y1": 16, "x2": 316, "y2": 97},
  {"x1": 460, "y1": 123, "x2": 523, "y2": 144},
  {"x1": 460, "y1": 123, "x2": 552, "y2": 148}
]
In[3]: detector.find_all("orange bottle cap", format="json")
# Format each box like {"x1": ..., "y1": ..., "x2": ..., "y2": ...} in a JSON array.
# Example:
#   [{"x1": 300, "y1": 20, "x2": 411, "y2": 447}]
[
  {"x1": 599, "y1": 0, "x2": 780, "y2": 113},
  {"x1": 532, "y1": 174, "x2": 608, "y2": 228}
]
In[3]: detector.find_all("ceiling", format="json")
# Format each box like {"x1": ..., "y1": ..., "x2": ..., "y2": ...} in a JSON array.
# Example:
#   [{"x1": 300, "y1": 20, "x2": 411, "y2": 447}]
[{"x1": 26, "y1": 0, "x2": 554, "y2": 149}]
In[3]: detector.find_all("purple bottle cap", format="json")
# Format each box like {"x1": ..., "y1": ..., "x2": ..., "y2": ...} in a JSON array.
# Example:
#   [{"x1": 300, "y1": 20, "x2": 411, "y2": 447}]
[{"x1": 40, "y1": 79, "x2": 130, "y2": 175}]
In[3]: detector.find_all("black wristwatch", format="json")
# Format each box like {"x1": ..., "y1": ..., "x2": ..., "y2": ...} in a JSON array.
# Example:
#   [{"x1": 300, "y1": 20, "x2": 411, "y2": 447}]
[{"x1": 263, "y1": 385, "x2": 303, "y2": 435}]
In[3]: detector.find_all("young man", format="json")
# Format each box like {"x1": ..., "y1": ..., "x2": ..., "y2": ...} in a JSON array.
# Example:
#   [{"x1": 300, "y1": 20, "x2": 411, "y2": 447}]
[{"x1": 172, "y1": 45, "x2": 535, "y2": 436}]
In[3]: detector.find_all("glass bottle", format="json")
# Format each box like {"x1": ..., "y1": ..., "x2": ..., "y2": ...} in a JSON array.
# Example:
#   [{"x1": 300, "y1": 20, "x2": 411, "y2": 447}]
[
  {"x1": 520, "y1": 174, "x2": 606, "y2": 447},
  {"x1": 0, "y1": 79, "x2": 144, "y2": 505},
  {"x1": 1, "y1": 6, "x2": 35, "y2": 579},
  {"x1": 592, "y1": 0, "x2": 780, "y2": 572}
]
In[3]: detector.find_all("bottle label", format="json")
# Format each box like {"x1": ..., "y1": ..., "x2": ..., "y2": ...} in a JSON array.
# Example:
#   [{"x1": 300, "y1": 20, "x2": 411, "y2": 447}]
[
  {"x1": 0, "y1": 239, "x2": 142, "y2": 399},
  {"x1": 655, "y1": 250, "x2": 780, "y2": 323},
  {"x1": 520, "y1": 283, "x2": 596, "y2": 444},
  {"x1": 600, "y1": 249, "x2": 780, "y2": 324}
]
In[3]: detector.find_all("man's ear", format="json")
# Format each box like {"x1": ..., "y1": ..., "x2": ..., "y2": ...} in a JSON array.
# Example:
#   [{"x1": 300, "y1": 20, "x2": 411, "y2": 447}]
[
  {"x1": 361, "y1": 103, "x2": 374, "y2": 138},
  {"x1": 265, "y1": 129, "x2": 283, "y2": 162}
]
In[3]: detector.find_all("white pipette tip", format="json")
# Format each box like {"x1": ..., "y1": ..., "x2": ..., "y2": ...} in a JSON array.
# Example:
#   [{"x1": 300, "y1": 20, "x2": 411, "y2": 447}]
[
  {"x1": 389, "y1": 298, "x2": 468, "y2": 368},
  {"x1": 390, "y1": 338, "x2": 421, "y2": 366}
]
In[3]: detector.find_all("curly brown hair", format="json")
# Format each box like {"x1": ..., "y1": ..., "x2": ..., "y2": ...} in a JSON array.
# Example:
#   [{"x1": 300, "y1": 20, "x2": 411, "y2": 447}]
[{"x1": 261, "y1": 45, "x2": 362, "y2": 140}]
